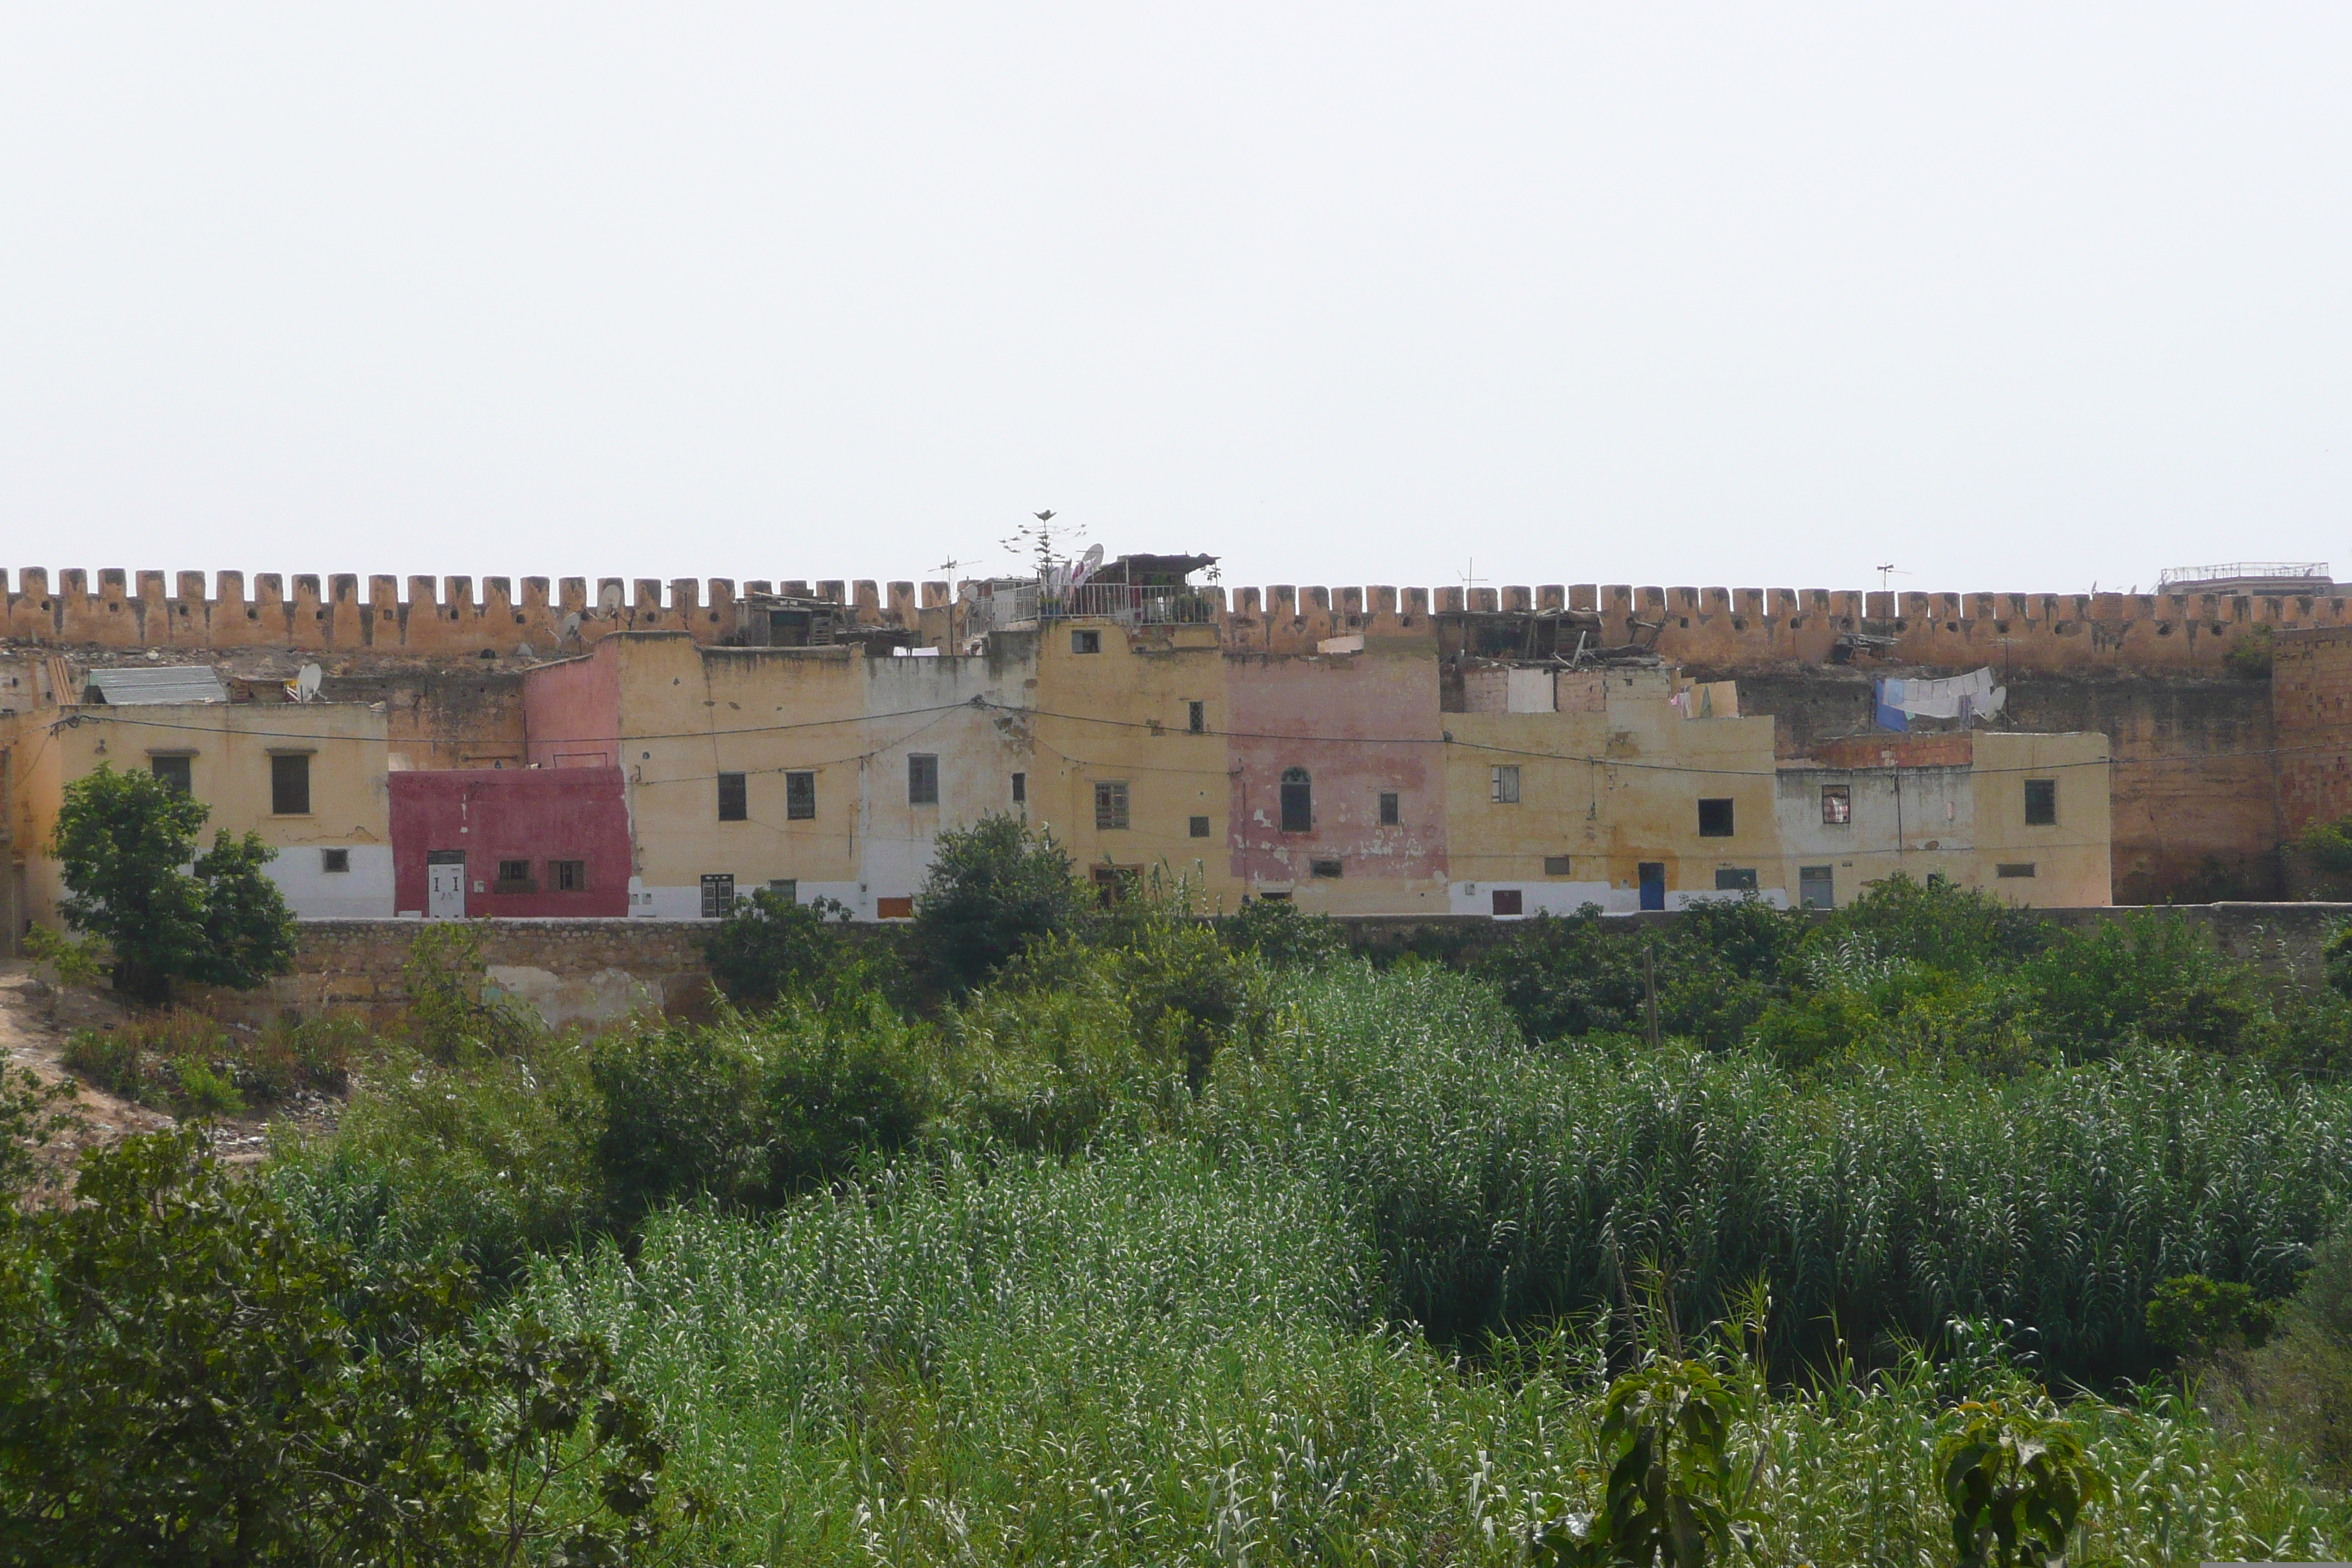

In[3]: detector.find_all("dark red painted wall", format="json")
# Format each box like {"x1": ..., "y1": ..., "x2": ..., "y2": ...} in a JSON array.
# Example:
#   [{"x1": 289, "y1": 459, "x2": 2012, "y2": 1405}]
[{"x1": 390, "y1": 767, "x2": 633, "y2": 917}]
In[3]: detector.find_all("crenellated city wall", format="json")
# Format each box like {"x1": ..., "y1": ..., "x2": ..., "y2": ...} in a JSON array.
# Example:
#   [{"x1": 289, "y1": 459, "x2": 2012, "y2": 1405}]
[{"x1": 1, "y1": 568, "x2": 2336, "y2": 670}]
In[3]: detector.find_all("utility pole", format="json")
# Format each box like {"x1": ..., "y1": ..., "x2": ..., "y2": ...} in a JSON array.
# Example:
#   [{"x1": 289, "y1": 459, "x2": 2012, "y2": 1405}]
[{"x1": 1644, "y1": 938, "x2": 1662, "y2": 1049}]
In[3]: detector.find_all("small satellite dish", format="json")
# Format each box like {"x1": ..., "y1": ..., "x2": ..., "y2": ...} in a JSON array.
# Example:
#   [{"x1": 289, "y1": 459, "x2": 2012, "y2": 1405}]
[
  {"x1": 559, "y1": 611, "x2": 584, "y2": 641},
  {"x1": 293, "y1": 663, "x2": 323, "y2": 703},
  {"x1": 1071, "y1": 543, "x2": 1104, "y2": 588},
  {"x1": 598, "y1": 583, "x2": 624, "y2": 613}
]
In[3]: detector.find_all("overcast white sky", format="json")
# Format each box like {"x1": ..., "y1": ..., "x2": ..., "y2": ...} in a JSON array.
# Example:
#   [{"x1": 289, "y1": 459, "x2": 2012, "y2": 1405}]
[{"x1": 3, "y1": 5, "x2": 2348, "y2": 598}]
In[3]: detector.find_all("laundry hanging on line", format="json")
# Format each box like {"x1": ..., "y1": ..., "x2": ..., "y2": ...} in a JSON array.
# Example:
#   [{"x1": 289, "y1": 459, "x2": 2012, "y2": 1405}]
[{"x1": 1873, "y1": 667, "x2": 2006, "y2": 731}]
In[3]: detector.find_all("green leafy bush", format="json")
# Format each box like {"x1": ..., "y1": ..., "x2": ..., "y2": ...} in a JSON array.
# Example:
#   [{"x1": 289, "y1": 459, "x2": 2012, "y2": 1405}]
[
  {"x1": 590, "y1": 995, "x2": 933, "y2": 1224},
  {"x1": 2226, "y1": 623, "x2": 2277, "y2": 679},
  {"x1": 2146, "y1": 1272, "x2": 2281, "y2": 1359},
  {"x1": 270, "y1": 1039, "x2": 603, "y2": 1284},
  {"x1": 0, "y1": 1130, "x2": 693, "y2": 1563},
  {"x1": 1218, "y1": 896, "x2": 1352, "y2": 969},
  {"x1": 913, "y1": 813, "x2": 1093, "y2": 992},
  {"x1": 401, "y1": 921, "x2": 539, "y2": 1059},
  {"x1": 698, "y1": 887, "x2": 860, "y2": 1009}
]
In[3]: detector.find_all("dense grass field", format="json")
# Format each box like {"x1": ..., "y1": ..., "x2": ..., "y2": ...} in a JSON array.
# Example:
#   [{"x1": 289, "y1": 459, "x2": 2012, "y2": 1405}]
[{"x1": 14, "y1": 859, "x2": 2352, "y2": 1562}]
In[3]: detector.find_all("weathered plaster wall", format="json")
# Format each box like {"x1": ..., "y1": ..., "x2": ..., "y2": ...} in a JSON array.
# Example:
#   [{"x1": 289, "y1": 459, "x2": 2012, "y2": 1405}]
[
  {"x1": 1033, "y1": 621, "x2": 1235, "y2": 905},
  {"x1": 1224, "y1": 649, "x2": 1448, "y2": 911},
  {"x1": 16, "y1": 703, "x2": 391, "y2": 923},
  {"x1": 1725, "y1": 668, "x2": 2274, "y2": 903},
  {"x1": 2274, "y1": 626, "x2": 2352, "y2": 837}
]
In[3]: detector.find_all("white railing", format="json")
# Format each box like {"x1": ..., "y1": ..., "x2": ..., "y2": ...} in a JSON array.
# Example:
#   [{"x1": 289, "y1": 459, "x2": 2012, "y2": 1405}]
[
  {"x1": 1043, "y1": 583, "x2": 1218, "y2": 625},
  {"x1": 2156, "y1": 562, "x2": 2329, "y2": 589},
  {"x1": 960, "y1": 580, "x2": 1217, "y2": 633}
]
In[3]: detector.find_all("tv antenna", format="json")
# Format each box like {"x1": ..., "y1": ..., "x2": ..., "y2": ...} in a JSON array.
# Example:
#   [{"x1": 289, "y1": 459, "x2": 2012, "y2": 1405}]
[{"x1": 1875, "y1": 563, "x2": 1909, "y2": 594}]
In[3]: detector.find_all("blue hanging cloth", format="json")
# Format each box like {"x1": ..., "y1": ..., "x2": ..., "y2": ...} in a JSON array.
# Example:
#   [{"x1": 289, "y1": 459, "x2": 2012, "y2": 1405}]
[{"x1": 1873, "y1": 678, "x2": 1910, "y2": 732}]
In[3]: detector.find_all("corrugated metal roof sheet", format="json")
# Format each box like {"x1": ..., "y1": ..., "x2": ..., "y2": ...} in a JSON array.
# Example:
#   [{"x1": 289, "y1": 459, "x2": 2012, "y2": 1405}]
[{"x1": 83, "y1": 666, "x2": 231, "y2": 705}]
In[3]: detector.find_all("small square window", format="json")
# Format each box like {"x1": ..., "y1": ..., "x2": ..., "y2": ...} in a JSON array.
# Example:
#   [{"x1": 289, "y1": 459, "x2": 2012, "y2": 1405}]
[
  {"x1": 271, "y1": 753, "x2": 311, "y2": 815},
  {"x1": 785, "y1": 771, "x2": 815, "y2": 820},
  {"x1": 1543, "y1": 854, "x2": 1572, "y2": 876},
  {"x1": 1092, "y1": 865, "x2": 1136, "y2": 905},
  {"x1": 1187, "y1": 700, "x2": 1206, "y2": 733},
  {"x1": 1071, "y1": 629, "x2": 1101, "y2": 655},
  {"x1": 1490, "y1": 765, "x2": 1520, "y2": 804},
  {"x1": 769, "y1": 878, "x2": 797, "y2": 901},
  {"x1": 552, "y1": 859, "x2": 587, "y2": 892},
  {"x1": 908, "y1": 753, "x2": 940, "y2": 805},
  {"x1": 1011, "y1": 772, "x2": 1027, "y2": 804},
  {"x1": 495, "y1": 859, "x2": 535, "y2": 894},
  {"x1": 1490, "y1": 888, "x2": 1524, "y2": 916},
  {"x1": 1714, "y1": 867, "x2": 1758, "y2": 892},
  {"x1": 717, "y1": 772, "x2": 747, "y2": 821},
  {"x1": 151, "y1": 755, "x2": 192, "y2": 795},
  {"x1": 1820, "y1": 785, "x2": 1851, "y2": 825},
  {"x1": 1094, "y1": 780, "x2": 1130, "y2": 831},
  {"x1": 1996, "y1": 862, "x2": 2038, "y2": 878},
  {"x1": 1189, "y1": 815, "x2": 1210, "y2": 838},
  {"x1": 1697, "y1": 798, "x2": 1735, "y2": 837},
  {"x1": 320, "y1": 848, "x2": 350, "y2": 874},
  {"x1": 875, "y1": 895, "x2": 915, "y2": 919},
  {"x1": 1379, "y1": 791, "x2": 1401, "y2": 826},
  {"x1": 1310, "y1": 858, "x2": 1343, "y2": 878},
  {"x1": 2024, "y1": 778, "x2": 2057, "y2": 826}
]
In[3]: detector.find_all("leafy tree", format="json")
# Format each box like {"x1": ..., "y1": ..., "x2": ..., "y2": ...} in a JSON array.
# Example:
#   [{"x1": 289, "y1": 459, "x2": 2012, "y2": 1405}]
[
  {"x1": 49, "y1": 764, "x2": 211, "y2": 1004},
  {"x1": 48, "y1": 764, "x2": 298, "y2": 1006},
  {"x1": 189, "y1": 829, "x2": 300, "y2": 990},
  {"x1": 1936, "y1": 1400, "x2": 2111, "y2": 1568},
  {"x1": 0, "y1": 1128, "x2": 693, "y2": 1563},
  {"x1": 1534, "y1": 1357, "x2": 1752, "y2": 1566},
  {"x1": 0, "y1": 1068, "x2": 82, "y2": 1205},
  {"x1": 698, "y1": 889, "x2": 856, "y2": 1009},
  {"x1": 913, "y1": 814, "x2": 1091, "y2": 992}
]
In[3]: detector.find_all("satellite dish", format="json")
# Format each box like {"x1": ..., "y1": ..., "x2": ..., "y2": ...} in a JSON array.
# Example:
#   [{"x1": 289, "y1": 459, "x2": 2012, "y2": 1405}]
[
  {"x1": 598, "y1": 583, "x2": 624, "y2": 613},
  {"x1": 293, "y1": 663, "x2": 323, "y2": 704},
  {"x1": 1071, "y1": 543, "x2": 1104, "y2": 589},
  {"x1": 559, "y1": 611, "x2": 584, "y2": 641}
]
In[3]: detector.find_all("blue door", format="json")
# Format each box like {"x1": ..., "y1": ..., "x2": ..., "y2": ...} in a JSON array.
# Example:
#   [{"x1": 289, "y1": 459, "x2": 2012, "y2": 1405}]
[{"x1": 1637, "y1": 862, "x2": 1666, "y2": 911}]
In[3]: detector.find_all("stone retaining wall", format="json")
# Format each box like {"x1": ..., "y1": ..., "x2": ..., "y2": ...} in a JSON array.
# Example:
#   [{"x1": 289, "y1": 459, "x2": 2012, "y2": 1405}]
[{"x1": 198, "y1": 902, "x2": 2352, "y2": 1030}]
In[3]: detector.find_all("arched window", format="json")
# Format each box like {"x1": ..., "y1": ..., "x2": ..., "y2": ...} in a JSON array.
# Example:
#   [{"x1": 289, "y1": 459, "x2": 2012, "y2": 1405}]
[{"x1": 1279, "y1": 767, "x2": 1313, "y2": 833}]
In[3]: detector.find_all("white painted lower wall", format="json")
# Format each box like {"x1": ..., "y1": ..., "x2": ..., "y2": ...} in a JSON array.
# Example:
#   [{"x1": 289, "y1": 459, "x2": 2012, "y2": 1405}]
[
  {"x1": 625, "y1": 878, "x2": 873, "y2": 920},
  {"x1": 268, "y1": 844, "x2": 394, "y2": 919},
  {"x1": 1446, "y1": 880, "x2": 1792, "y2": 918}
]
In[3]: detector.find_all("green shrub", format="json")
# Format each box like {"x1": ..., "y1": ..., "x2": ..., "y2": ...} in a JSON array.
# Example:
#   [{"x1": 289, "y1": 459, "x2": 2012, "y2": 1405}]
[
  {"x1": 2246, "y1": 1228, "x2": 2352, "y2": 1485},
  {"x1": 1218, "y1": 896, "x2": 1352, "y2": 970},
  {"x1": 698, "y1": 888, "x2": 860, "y2": 1009},
  {"x1": 913, "y1": 813, "x2": 1093, "y2": 992},
  {"x1": 402, "y1": 921, "x2": 539, "y2": 1060},
  {"x1": 2019, "y1": 913, "x2": 2272, "y2": 1060},
  {"x1": 2226, "y1": 624, "x2": 2277, "y2": 679},
  {"x1": 0, "y1": 1129, "x2": 688, "y2": 1564},
  {"x1": 2146, "y1": 1273, "x2": 2281, "y2": 1359},
  {"x1": 271, "y1": 1039, "x2": 603, "y2": 1283},
  {"x1": 590, "y1": 995, "x2": 934, "y2": 1224}
]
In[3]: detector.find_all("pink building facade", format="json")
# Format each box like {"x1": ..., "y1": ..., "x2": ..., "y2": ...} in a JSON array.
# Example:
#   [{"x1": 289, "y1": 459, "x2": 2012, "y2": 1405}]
[{"x1": 1224, "y1": 649, "x2": 1450, "y2": 908}]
